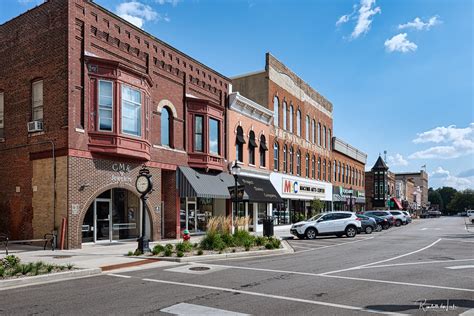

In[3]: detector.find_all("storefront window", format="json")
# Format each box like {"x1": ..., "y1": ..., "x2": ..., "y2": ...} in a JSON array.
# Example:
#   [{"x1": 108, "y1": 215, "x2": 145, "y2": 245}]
[
  {"x1": 257, "y1": 203, "x2": 266, "y2": 225},
  {"x1": 273, "y1": 200, "x2": 289, "y2": 225},
  {"x1": 121, "y1": 85, "x2": 141, "y2": 136}
]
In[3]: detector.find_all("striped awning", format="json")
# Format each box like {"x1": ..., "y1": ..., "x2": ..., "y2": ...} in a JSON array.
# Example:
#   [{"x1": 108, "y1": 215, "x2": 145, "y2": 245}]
[{"x1": 178, "y1": 166, "x2": 238, "y2": 199}]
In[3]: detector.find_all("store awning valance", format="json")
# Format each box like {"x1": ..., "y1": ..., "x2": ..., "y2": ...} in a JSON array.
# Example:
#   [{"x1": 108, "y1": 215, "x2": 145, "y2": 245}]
[
  {"x1": 178, "y1": 166, "x2": 235, "y2": 199},
  {"x1": 332, "y1": 194, "x2": 345, "y2": 202},
  {"x1": 391, "y1": 197, "x2": 403, "y2": 210},
  {"x1": 238, "y1": 176, "x2": 283, "y2": 203}
]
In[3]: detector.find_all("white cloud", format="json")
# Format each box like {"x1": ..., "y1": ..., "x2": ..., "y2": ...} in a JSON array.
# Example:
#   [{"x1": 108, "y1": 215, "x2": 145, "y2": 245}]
[
  {"x1": 430, "y1": 167, "x2": 473, "y2": 190},
  {"x1": 336, "y1": 14, "x2": 350, "y2": 26},
  {"x1": 384, "y1": 33, "x2": 417, "y2": 53},
  {"x1": 388, "y1": 153, "x2": 408, "y2": 166},
  {"x1": 116, "y1": 1, "x2": 160, "y2": 28},
  {"x1": 351, "y1": 0, "x2": 381, "y2": 39},
  {"x1": 409, "y1": 123, "x2": 474, "y2": 160},
  {"x1": 156, "y1": 0, "x2": 180, "y2": 6},
  {"x1": 398, "y1": 16, "x2": 441, "y2": 31}
]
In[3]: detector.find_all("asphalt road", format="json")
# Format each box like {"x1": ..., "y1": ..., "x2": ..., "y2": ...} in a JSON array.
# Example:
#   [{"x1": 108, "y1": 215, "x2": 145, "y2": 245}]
[{"x1": 1, "y1": 217, "x2": 473, "y2": 316}]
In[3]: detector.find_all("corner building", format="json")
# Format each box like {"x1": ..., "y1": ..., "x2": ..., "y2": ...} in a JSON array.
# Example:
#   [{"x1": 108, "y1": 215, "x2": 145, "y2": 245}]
[
  {"x1": 232, "y1": 54, "x2": 333, "y2": 224},
  {"x1": 0, "y1": 0, "x2": 230, "y2": 248}
]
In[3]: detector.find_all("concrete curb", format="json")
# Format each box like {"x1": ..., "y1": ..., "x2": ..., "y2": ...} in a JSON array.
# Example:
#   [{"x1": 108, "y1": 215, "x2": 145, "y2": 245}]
[
  {"x1": 0, "y1": 268, "x2": 102, "y2": 291},
  {"x1": 138, "y1": 240, "x2": 294, "y2": 262}
]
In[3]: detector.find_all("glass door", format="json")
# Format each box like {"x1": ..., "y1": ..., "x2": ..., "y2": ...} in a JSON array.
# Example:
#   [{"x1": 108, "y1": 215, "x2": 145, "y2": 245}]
[
  {"x1": 95, "y1": 199, "x2": 111, "y2": 242},
  {"x1": 187, "y1": 201, "x2": 197, "y2": 233}
]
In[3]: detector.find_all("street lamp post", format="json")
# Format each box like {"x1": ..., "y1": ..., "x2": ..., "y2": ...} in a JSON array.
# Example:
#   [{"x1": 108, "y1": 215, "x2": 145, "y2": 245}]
[
  {"x1": 230, "y1": 160, "x2": 241, "y2": 234},
  {"x1": 349, "y1": 186, "x2": 353, "y2": 212},
  {"x1": 135, "y1": 166, "x2": 153, "y2": 254}
]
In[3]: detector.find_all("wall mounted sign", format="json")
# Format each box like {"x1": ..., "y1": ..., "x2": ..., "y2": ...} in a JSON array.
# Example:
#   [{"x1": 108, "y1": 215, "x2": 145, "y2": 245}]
[{"x1": 111, "y1": 163, "x2": 132, "y2": 183}]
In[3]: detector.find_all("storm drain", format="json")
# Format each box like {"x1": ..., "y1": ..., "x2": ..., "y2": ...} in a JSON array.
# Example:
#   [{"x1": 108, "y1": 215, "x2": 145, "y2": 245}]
[{"x1": 165, "y1": 264, "x2": 228, "y2": 275}]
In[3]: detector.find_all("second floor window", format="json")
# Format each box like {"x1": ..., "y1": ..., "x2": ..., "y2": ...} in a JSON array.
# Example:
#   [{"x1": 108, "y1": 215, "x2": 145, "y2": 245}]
[
  {"x1": 209, "y1": 118, "x2": 220, "y2": 155},
  {"x1": 328, "y1": 161, "x2": 332, "y2": 182},
  {"x1": 282, "y1": 101, "x2": 287, "y2": 130},
  {"x1": 296, "y1": 150, "x2": 301, "y2": 176},
  {"x1": 323, "y1": 159, "x2": 326, "y2": 181},
  {"x1": 195, "y1": 115, "x2": 203, "y2": 152},
  {"x1": 161, "y1": 106, "x2": 172, "y2": 147},
  {"x1": 305, "y1": 154, "x2": 309, "y2": 177},
  {"x1": 273, "y1": 142, "x2": 279, "y2": 171},
  {"x1": 32, "y1": 80, "x2": 43, "y2": 121},
  {"x1": 259, "y1": 135, "x2": 267, "y2": 167},
  {"x1": 289, "y1": 105, "x2": 294, "y2": 133},
  {"x1": 323, "y1": 126, "x2": 327, "y2": 148},
  {"x1": 289, "y1": 147, "x2": 294, "y2": 174},
  {"x1": 311, "y1": 119, "x2": 315, "y2": 143},
  {"x1": 98, "y1": 81, "x2": 113, "y2": 131},
  {"x1": 273, "y1": 96, "x2": 279, "y2": 127},
  {"x1": 236, "y1": 126, "x2": 245, "y2": 162},
  {"x1": 318, "y1": 123, "x2": 322, "y2": 146},
  {"x1": 312, "y1": 155, "x2": 315, "y2": 179},
  {"x1": 334, "y1": 161, "x2": 337, "y2": 182},
  {"x1": 305, "y1": 115, "x2": 309, "y2": 141},
  {"x1": 283, "y1": 145, "x2": 287, "y2": 172},
  {"x1": 318, "y1": 157, "x2": 321, "y2": 180},
  {"x1": 296, "y1": 110, "x2": 301, "y2": 136},
  {"x1": 248, "y1": 131, "x2": 256, "y2": 164},
  {"x1": 121, "y1": 85, "x2": 141, "y2": 136}
]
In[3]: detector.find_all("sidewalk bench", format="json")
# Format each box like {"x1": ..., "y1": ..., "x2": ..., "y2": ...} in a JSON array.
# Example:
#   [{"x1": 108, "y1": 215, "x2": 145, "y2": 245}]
[{"x1": 0, "y1": 233, "x2": 56, "y2": 255}]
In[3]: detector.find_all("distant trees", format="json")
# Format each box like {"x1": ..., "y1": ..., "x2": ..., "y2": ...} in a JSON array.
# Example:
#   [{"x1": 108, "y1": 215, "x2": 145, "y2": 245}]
[
  {"x1": 428, "y1": 188, "x2": 444, "y2": 211},
  {"x1": 428, "y1": 186, "x2": 474, "y2": 214},
  {"x1": 447, "y1": 189, "x2": 474, "y2": 213}
]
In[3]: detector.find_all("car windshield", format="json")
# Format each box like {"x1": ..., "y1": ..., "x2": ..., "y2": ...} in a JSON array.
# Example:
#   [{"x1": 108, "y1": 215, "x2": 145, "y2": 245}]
[{"x1": 308, "y1": 214, "x2": 324, "y2": 222}]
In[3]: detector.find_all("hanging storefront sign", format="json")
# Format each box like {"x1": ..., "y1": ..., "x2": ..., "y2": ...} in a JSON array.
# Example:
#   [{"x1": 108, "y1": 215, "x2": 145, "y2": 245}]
[{"x1": 270, "y1": 172, "x2": 332, "y2": 201}]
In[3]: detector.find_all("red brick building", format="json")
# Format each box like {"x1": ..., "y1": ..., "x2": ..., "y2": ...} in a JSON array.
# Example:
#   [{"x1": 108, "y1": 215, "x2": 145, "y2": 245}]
[{"x1": 0, "y1": 0, "x2": 230, "y2": 248}]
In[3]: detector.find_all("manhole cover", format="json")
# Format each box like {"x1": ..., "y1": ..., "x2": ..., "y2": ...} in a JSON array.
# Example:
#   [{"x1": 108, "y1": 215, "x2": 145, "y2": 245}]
[
  {"x1": 53, "y1": 255, "x2": 72, "y2": 259},
  {"x1": 189, "y1": 266, "x2": 210, "y2": 271}
]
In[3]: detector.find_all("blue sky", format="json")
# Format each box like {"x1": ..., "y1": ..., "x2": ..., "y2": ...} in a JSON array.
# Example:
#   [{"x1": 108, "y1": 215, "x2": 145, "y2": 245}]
[{"x1": 1, "y1": 0, "x2": 473, "y2": 190}]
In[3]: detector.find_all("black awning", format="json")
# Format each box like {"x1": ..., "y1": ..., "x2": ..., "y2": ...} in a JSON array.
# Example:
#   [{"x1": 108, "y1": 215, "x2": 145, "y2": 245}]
[
  {"x1": 236, "y1": 133, "x2": 246, "y2": 144},
  {"x1": 238, "y1": 176, "x2": 283, "y2": 203},
  {"x1": 249, "y1": 137, "x2": 257, "y2": 148},
  {"x1": 260, "y1": 141, "x2": 268, "y2": 151}
]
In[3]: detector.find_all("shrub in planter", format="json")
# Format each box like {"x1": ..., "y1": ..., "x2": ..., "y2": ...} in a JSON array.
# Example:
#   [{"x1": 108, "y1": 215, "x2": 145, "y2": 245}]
[
  {"x1": 0, "y1": 266, "x2": 4, "y2": 278},
  {"x1": 176, "y1": 251, "x2": 184, "y2": 257},
  {"x1": 164, "y1": 248, "x2": 173, "y2": 257},
  {"x1": 165, "y1": 244, "x2": 173, "y2": 251},
  {"x1": 268, "y1": 237, "x2": 281, "y2": 249},
  {"x1": 265, "y1": 242, "x2": 274, "y2": 250},
  {"x1": 127, "y1": 251, "x2": 134, "y2": 256},
  {"x1": 200, "y1": 232, "x2": 226, "y2": 251},
  {"x1": 221, "y1": 233, "x2": 234, "y2": 247},
  {"x1": 152, "y1": 244, "x2": 165, "y2": 255},
  {"x1": 255, "y1": 236, "x2": 267, "y2": 247},
  {"x1": 197, "y1": 249, "x2": 204, "y2": 255},
  {"x1": 2, "y1": 255, "x2": 20, "y2": 268},
  {"x1": 233, "y1": 230, "x2": 254, "y2": 247}
]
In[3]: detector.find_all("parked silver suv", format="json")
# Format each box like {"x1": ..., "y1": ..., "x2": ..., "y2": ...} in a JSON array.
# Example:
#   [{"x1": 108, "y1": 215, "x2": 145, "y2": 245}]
[
  {"x1": 290, "y1": 212, "x2": 362, "y2": 239},
  {"x1": 389, "y1": 211, "x2": 408, "y2": 226}
]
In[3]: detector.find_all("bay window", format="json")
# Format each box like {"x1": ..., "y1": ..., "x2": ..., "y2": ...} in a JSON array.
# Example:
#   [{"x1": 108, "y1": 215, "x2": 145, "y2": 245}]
[
  {"x1": 209, "y1": 118, "x2": 220, "y2": 155},
  {"x1": 98, "y1": 80, "x2": 113, "y2": 131},
  {"x1": 121, "y1": 85, "x2": 141, "y2": 136},
  {"x1": 195, "y1": 115, "x2": 204, "y2": 152}
]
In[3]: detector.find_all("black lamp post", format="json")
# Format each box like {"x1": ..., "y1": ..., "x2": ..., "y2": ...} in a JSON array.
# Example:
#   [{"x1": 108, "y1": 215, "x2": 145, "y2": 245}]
[
  {"x1": 135, "y1": 166, "x2": 153, "y2": 254},
  {"x1": 349, "y1": 186, "x2": 353, "y2": 212},
  {"x1": 230, "y1": 160, "x2": 241, "y2": 234}
]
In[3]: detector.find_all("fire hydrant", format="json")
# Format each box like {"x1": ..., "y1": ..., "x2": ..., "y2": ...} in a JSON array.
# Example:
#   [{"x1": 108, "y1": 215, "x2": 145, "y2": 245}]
[{"x1": 182, "y1": 229, "x2": 191, "y2": 242}]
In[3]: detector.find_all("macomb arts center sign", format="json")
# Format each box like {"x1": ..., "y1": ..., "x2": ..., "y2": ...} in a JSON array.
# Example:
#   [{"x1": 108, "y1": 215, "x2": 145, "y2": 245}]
[{"x1": 270, "y1": 172, "x2": 332, "y2": 201}]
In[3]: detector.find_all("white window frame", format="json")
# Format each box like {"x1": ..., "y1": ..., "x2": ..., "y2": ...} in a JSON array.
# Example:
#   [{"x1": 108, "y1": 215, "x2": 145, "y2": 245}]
[
  {"x1": 98, "y1": 80, "x2": 113, "y2": 132},
  {"x1": 32, "y1": 80, "x2": 43, "y2": 121},
  {"x1": 121, "y1": 84, "x2": 142, "y2": 137}
]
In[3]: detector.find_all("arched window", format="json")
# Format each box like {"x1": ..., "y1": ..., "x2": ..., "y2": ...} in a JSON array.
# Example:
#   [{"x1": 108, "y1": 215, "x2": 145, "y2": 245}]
[
  {"x1": 311, "y1": 119, "x2": 315, "y2": 143},
  {"x1": 323, "y1": 126, "x2": 327, "y2": 148},
  {"x1": 305, "y1": 154, "x2": 309, "y2": 177},
  {"x1": 328, "y1": 128, "x2": 332, "y2": 150},
  {"x1": 259, "y1": 135, "x2": 267, "y2": 167},
  {"x1": 338, "y1": 162, "x2": 341, "y2": 182},
  {"x1": 318, "y1": 157, "x2": 321, "y2": 180},
  {"x1": 236, "y1": 126, "x2": 245, "y2": 162},
  {"x1": 305, "y1": 115, "x2": 310, "y2": 141},
  {"x1": 323, "y1": 159, "x2": 327, "y2": 181},
  {"x1": 333, "y1": 161, "x2": 337, "y2": 182},
  {"x1": 346, "y1": 165, "x2": 349, "y2": 183},
  {"x1": 312, "y1": 155, "x2": 315, "y2": 179},
  {"x1": 273, "y1": 142, "x2": 279, "y2": 171},
  {"x1": 318, "y1": 123, "x2": 322, "y2": 146},
  {"x1": 248, "y1": 131, "x2": 256, "y2": 165},
  {"x1": 289, "y1": 147, "x2": 294, "y2": 174},
  {"x1": 273, "y1": 96, "x2": 279, "y2": 127},
  {"x1": 328, "y1": 160, "x2": 332, "y2": 182},
  {"x1": 283, "y1": 145, "x2": 287, "y2": 173},
  {"x1": 282, "y1": 101, "x2": 287, "y2": 130},
  {"x1": 296, "y1": 150, "x2": 301, "y2": 176},
  {"x1": 289, "y1": 104, "x2": 294, "y2": 133},
  {"x1": 297, "y1": 110, "x2": 301, "y2": 136},
  {"x1": 161, "y1": 106, "x2": 172, "y2": 147}
]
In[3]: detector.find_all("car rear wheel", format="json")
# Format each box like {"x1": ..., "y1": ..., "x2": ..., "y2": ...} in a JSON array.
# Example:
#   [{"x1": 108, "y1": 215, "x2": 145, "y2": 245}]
[
  {"x1": 345, "y1": 226, "x2": 357, "y2": 238},
  {"x1": 305, "y1": 228, "x2": 317, "y2": 240},
  {"x1": 365, "y1": 226, "x2": 373, "y2": 234},
  {"x1": 376, "y1": 224, "x2": 383, "y2": 232},
  {"x1": 382, "y1": 223, "x2": 389, "y2": 230},
  {"x1": 395, "y1": 219, "x2": 402, "y2": 227}
]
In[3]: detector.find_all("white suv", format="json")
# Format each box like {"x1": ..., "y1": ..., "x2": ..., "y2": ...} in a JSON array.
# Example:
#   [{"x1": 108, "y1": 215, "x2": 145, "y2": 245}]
[
  {"x1": 290, "y1": 212, "x2": 362, "y2": 239},
  {"x1": 468, "y1": 210, "x2": 474, "y2": 224}
]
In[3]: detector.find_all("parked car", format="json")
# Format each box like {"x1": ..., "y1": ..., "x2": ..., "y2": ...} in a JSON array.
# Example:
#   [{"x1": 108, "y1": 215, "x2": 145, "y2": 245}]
[
  {"x1": 420, "y1": 210, "x2": 442, "y2": 218},
  {"x1": 363, "y1": 211, "x2": 396, "y2": 227},
  {"x1": 290, "y1": 212, "x2": 362, "y2": 239},
  {"x1": 356, "y1": 214, "x2": 378, "y2": 234},
  {"x1": 468, "y1": 210, "x2": 474, "y2": 223},
  {"x1": 389, "y1": 211, "x2": 407, "y2": 226},
  {"x1": 363, "y1": 214, "x2": 390, "y2": 230},
  {"x1": 402, "y1": 211, "x2": 412, "y2": 223}
]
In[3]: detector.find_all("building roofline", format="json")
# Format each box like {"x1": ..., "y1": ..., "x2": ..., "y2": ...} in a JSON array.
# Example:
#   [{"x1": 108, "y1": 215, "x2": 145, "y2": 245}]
[
  {"x1": 0, "y1": 1, "x2": 47, "y2": 27},
  {"x1": 230, "y1": 70, "x2": 265, "y2": 80},
  {"x1": 86, "y1": 1, "x2": 231, "y2": 82}
]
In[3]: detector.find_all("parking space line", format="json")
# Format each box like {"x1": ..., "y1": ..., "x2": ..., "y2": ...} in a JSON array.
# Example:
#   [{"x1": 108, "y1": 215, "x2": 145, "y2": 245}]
[
  {"x1": 362, "y1": 258, "x2": 474, "y2": 269},
  {"x1": 291, "y1": 245, "x2": 322, "y2": 250},
  {"x1": 141, "y1": 277, "x2": 409, "y2": 315},
  {"x1": 320, "y1": 274, "x2": 474, "y2": 293}
]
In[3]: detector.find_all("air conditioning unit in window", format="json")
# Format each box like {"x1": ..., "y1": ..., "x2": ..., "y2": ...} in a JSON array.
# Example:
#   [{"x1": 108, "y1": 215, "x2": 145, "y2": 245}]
[{"x1": 27, "y1": 121, "x2": 43, "y2": 133}]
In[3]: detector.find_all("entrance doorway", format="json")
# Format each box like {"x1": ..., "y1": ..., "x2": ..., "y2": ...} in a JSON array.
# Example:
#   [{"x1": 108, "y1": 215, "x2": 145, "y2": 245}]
[{"x1": 82, "y1": 189, "x2": 142, "y2": 243}]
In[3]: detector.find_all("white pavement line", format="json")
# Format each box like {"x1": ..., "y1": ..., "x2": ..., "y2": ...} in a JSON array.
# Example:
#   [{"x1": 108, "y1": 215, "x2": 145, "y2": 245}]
[
  {"x1": 363, "y1": 258, "x2": 474, "y2": 269},
  {"x1": 290, "y1": 245, "x2": 319, "y2": 250},
  {"x1": 319, "y1": 238, "x2": 443, "y2": 275},
  {"x1": 141, "y1": 278, "x2": 408, "y2": 316},
  {"x1": 445, "y1": 265, "x2": 474, "y2": 270},
  {"x1": 459, "y1": 308, "x2": 474, "y2": 316},
  {"x1": 160, "y1": 302, "x2": 250, "y2": 316},
  {"x1": 320, "y1": 274, "x2": 474, "y2": 293},
  {"x1": 442, "y1": 238, "x2": 474, "y2": 243},
  {"x1": 107, "y1": 273, "x2": 132, "y2": 278}
]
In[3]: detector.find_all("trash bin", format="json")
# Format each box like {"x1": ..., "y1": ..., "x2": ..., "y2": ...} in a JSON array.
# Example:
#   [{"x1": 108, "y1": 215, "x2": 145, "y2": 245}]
[{"x1": 263, "y1": 216, "x2": 274, "y2": 237}]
